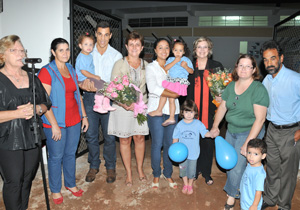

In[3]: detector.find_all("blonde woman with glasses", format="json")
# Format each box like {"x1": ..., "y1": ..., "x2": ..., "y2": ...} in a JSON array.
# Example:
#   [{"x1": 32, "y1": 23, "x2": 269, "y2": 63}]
[
  {"x1": 187, "y1": 36, "x2": 224, "y2": 185},
  {"x1": 0, "y1": 35, "x2": 51, "y2": 209}
]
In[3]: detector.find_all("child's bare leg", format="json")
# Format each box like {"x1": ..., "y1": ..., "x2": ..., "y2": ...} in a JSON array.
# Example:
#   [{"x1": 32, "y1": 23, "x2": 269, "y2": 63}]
[
  {"x1": 149, "y1": 96, "x2": 167, "y2": 116},
  {"x1": 162, "y1": 98, "x2": 176, "y2": 126},
  {"x1": 188, "y1": 178, "x2": 194, "y2": 186},
  {"x1": 168, "y1": 98, "x2": 175, "y2": 121}
]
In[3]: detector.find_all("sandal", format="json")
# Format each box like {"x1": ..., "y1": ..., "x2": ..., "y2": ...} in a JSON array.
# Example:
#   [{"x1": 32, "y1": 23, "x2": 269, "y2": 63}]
[
  {"x1": 187, "y1": 185, "x2": 193, "y2": 195},
  {"x1": 65, "y1": 187, "x2": 84, "y2": 197},
  {"x1": 162, "y1": 175, "x2": 178, "y2": 189},
  {"x1": 52, "y1": 193, "x2": 63, "y2": 205},
  {"x1": 205, "y1": 176, "x2": 214, "y2": 185},
  {"x1": 139, "y1": 176, "x2": 147, "y2": 182},
  {"x1": 151, "y1": 182, "x2": 159, "y2": 189},
  {"x1": 125, "y1": 176, "x2": 133, "y2": 187},
  {"x1": 168, "y1": 181, "x2": 178, "y2": 189},
  {"x1": 125, "y1": 180, "x2": 133, "y2": 187},
  {"x1": 182, "y1": 185, "x2": 188, "y2": 194},
  {"x1": 224, "y1": 203, "x2": 235, "y2": 210}
]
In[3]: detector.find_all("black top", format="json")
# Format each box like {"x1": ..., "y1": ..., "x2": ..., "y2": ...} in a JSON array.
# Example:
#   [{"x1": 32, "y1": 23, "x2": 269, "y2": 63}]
[
  {"x1": 187, "y1": 59, "x2": 224, "y2": 129},
  {"x1": 0, "y1": 71, "x2": 51, "y2": 150}
]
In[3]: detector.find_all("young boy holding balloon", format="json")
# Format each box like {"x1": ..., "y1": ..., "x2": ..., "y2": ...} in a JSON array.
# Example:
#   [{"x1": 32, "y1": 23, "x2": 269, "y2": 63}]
[
  {"x1": 240, "y1": 139, "x2": 267, "y2": 210},
  {"x1": 172, "y1": 100, "x2": 212, "y2": 195}
]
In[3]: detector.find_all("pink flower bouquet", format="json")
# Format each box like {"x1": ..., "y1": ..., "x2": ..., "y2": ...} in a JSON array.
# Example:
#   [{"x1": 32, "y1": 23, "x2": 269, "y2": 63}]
[{"x1": 98, "y1": 75, "x2": 147, "y2": 125}]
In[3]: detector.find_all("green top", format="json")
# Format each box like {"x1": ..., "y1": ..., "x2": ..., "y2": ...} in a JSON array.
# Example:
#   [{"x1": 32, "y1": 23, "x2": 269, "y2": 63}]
[{"x1": 222, "y1": 81, "x2": 269, "y2": 133}]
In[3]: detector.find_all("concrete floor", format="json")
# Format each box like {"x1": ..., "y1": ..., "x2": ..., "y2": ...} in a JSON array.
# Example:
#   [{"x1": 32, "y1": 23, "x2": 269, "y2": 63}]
[{"x1": 0, "y1": 138, "x2": 300, "y2": 210}]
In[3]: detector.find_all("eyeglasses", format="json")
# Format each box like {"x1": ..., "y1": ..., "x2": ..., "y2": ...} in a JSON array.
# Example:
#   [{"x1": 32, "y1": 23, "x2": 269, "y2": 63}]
[
  {"x1": 9, "y1": 48, "x2": 27, "y2": 55},
  {"x1": 197, "y1": 46, "x2": 209, "y2": 50},
  {"x1": 237, "y1": 64, "x2": 253, "y2": 70}
]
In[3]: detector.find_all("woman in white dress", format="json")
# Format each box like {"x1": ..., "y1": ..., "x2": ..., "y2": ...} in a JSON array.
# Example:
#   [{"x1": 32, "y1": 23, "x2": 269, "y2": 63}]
[{"x1": 108, "y1": 31, "x2": 148, "y2": 186}]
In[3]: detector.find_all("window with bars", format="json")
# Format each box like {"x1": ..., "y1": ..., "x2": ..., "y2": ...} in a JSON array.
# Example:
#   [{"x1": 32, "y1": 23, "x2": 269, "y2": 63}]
[
  {"x1": 280, "y1": 16, "x2": 300, "y2": 26},
  {"x1": 128, "y1": 17, "x2": 188, "y2": 27},
  {"x1": 199, "y1": 16, "x2": 268, "y2": 27}
]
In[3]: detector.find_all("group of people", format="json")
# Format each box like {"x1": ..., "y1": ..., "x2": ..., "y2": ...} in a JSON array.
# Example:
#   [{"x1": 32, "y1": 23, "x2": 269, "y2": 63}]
[{"x1": 0, "y1": 20, "x2": 299, "y2": 210}]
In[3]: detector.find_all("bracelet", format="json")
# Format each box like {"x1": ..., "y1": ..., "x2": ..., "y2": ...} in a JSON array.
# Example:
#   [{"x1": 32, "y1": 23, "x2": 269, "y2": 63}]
[
  {"x1": 37, "y1": 105, "x2": 43, "y2": 114},
  {"x1": 82, "y1": 116, "x2": 88, "y2": 119}
]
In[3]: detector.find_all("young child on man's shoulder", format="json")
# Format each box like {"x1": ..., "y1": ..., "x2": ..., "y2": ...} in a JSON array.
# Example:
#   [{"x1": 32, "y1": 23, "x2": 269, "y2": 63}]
[
  {"x1": 172, "y1": 100, "x2": 212, "y2": 195},
  {"x1": 240, "y1": 138, "x2": 267, "y2": 210}
]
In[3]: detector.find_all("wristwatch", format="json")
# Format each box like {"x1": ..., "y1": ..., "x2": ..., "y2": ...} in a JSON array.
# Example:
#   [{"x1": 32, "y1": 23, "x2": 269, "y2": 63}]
[{"x1": 37, "y1": 105, "x2": 43, "y2": 114}]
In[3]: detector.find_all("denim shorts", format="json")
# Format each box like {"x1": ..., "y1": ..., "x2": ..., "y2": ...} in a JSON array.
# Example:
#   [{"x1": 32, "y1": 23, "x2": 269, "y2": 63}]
[{"x1": 179, "y1": 159, "x2": 197, "y2": 179}]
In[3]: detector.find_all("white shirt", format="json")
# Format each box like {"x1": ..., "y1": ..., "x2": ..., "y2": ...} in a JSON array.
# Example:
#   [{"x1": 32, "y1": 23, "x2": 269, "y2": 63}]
[
  {"x1": 146, "y1": 60, "x2": 180, "y2": 114},
  {"x1": 92, "y1": 44, "x2": 122, "y2": 82}
]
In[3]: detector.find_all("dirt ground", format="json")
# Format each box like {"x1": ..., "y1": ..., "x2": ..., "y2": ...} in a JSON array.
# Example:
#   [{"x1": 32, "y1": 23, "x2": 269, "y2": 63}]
[{"x1": 0, "y1": 138, "x2": 300, "y2": 210}]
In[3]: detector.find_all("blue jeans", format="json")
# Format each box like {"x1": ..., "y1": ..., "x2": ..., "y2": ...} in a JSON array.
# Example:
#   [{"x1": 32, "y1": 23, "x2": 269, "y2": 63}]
[
  {"x1": 147, "y1": 114, "x2": 178, "y2": 178},
  {"x1": 83, "y1": 92, "x2": 116, "y2": 170},
  {"x1": 224, "y1": 126, "x2": 265, "y2": 198},
  {"x1": 44, "y1": 123, "x2": 81, "y2": 193},
  {"x1": 180, "y1": 159, "x2": 197, "y2": 179}
]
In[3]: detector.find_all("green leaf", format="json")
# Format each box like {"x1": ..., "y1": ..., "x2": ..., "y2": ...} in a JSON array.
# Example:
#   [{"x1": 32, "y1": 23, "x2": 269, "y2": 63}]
[{"x1": 137, "y1": 114, "x2": 147, "y2": 125}]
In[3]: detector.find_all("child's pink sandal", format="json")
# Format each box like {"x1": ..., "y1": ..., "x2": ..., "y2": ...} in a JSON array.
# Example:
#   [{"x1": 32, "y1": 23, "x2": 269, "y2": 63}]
[
  {"x1": 187, "y1": 185, "x2": 193, "y2": 195},
  {"x1": 182, "y1": 185, "x2": 188, "y2": 194}
]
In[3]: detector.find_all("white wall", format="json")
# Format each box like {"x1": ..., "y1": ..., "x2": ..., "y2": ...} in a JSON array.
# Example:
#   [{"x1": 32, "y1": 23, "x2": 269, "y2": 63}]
[{"x1": 0, "y1": 0, "x2": 70, "y2": 68}]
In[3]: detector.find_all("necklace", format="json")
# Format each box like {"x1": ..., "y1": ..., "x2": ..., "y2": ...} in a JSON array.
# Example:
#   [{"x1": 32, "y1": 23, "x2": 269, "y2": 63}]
[
  {"x1": 3, "y1": 68, "x2": 24, "y2": 88},
  {"x1": 127, "y1": 57, "x2": 141, "y2": 69}
]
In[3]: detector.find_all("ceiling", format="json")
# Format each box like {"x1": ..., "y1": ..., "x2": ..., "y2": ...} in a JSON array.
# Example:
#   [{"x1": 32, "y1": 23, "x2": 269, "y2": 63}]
[{"x1": 77, "y1": 0, "x2": 300, "y2": 18}]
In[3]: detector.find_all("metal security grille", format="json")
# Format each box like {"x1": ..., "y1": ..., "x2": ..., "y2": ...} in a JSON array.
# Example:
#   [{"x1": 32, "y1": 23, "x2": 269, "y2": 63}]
[
  {"x1": 70, "y1": 1, "x2": 122, "y2": 157},
  {"x1": 273, "y1": 11, "x2": 300, "y2": 73},
  {"x1": 71, "y1": 1, "x2": 122, "y2": 65}
]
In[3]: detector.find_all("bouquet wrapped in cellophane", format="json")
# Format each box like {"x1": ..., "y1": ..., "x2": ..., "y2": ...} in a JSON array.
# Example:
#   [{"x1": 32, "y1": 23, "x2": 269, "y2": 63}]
[
  {"x1": 205, "y1": 68, "x2": 232, "y2": 108},
  {"x1": 98, "y1": 75, "x2": 147, "y2": 125}
]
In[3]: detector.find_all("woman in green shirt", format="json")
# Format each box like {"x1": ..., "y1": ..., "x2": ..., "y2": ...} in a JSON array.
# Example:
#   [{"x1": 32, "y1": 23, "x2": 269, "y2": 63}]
[{"x1": 210, "y1": 54, "x2": 269, "y2": 210}]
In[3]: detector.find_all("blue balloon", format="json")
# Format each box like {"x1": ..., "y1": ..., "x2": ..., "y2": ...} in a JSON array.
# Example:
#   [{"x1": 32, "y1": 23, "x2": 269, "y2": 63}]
[
  {"x1": 215, "y1": 136, "x2": 238, "y2": 170},
  {"x1": 168, "y1": 142, "x2": 188, "y2": 162}
]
